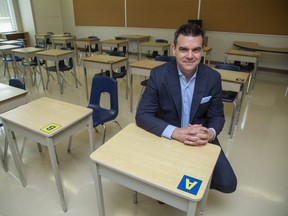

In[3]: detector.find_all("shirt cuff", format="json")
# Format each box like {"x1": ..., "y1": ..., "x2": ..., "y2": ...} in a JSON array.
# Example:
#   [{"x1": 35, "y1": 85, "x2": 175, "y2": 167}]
[
  {"x1": 208, "y1": 128, "x2": 216, "y2": 141},
  {"x1": 161, "y1": 125, "x2": 177, "y2": 139}
]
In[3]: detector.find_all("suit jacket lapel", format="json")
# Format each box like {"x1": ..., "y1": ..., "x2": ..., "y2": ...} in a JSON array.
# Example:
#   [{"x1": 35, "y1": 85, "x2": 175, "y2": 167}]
[
  {"x1": 165, "y1": 61, "x2": 182, "y2": 119},
  {"x1": 190, "y1": 68, "x2": 207, "y2": 122}
]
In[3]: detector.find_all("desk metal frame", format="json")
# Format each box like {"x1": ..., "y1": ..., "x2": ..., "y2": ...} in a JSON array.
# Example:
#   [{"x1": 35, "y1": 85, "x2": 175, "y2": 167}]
[
  {"x1": 12, "y1": 47, "x2": 45, "y2": 87},
  {"x1": 36, "y1": 49, "x2": 78, "y2": 93}
]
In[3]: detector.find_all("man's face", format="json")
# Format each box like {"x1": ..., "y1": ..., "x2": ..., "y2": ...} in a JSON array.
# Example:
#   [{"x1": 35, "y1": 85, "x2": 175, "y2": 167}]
[{"x1": 172, "y1": 34, "x2": 203, "y2": 76}]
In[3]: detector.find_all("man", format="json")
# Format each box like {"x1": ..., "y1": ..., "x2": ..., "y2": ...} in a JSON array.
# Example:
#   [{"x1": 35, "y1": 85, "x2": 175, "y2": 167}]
[{"x1": 136, "y1": 23, "x2": 237, "y2": 193}]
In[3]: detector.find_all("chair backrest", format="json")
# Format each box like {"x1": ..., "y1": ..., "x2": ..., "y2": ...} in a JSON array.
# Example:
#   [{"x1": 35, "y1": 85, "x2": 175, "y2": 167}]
[
  {"x1": 215, "y1": 63, "x2": 241, "y2": 71},
  {"x1": 155, "y1": 55, "x2": 174, "y2": 62},
  {"x1": 88, "y1": 76, "x2": 119, "y2": 118},
  {"x1": 155, "y1": 39, "x2": 168, "y2": 43},
  {"x1": 9, "y1": 79, "x2": 26, "y2": 90}
]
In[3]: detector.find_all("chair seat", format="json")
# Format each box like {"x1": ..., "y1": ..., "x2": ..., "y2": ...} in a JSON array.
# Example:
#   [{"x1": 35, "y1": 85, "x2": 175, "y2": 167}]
[
  {"x1": 3, "y1": 56, "x2": 22, "y2": 62},
  {"x1": 47, "y1": 65, "x2": 72, "y2": 72},
  {"x1": 140, "y1": 79, "x2": 148, "y2": 86},
  {"x1": 222, "y1": 90, "x2": 238, "y2": 102},
  {"x1": 91, "y1": 108, "x2": 118, "y2": 127}
]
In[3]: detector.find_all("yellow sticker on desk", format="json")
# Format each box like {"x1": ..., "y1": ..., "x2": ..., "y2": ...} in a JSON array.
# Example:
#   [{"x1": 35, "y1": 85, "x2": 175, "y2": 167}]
[{"x1": 41, "y1": 123, "x2": 61, "y2": 133}]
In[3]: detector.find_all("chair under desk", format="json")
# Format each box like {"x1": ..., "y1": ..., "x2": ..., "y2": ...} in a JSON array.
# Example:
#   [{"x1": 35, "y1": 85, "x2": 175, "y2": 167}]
[
  {"x1": 225, "y1": 49, "x2": 261, "y2": 94},
  {"x1": 115, "y1": 35, "x2": 150, "y2": 60},
  {"x1": 90, "y1": 123, "x2": 221, "y2": 216},
  {"x1": 82, "y1": 54, "x2": 128, "y2": 100},
  {"x1": 139, "y1": 41, "x2": 171, "y2": 59},
  {"x1": 0, "y1": 97, "x2": 96, "y2": 212}
]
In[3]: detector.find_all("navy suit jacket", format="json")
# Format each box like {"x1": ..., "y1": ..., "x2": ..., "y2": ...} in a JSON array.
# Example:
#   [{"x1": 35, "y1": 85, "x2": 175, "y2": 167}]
[{"x1": 136, "y1": 60, "x2": 225, "y2": 141}]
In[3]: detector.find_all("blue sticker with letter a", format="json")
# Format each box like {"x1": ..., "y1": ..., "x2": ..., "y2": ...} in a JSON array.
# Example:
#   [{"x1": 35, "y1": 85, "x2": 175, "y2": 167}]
[{"x1": 177, "y1": 175, "x2": 202, "y2": 195}]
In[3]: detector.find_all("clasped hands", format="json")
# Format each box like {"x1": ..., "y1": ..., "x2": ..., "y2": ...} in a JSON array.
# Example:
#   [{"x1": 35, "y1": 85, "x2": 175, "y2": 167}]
[{"x1": 172, "y1": 124, "x2": 213, "y2": 146}]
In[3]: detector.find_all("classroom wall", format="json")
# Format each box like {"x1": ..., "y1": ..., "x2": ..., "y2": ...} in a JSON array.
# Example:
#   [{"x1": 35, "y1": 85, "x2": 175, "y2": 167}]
[{"x1": 20, "y1": 0, "x2": 288, "y2": 71}]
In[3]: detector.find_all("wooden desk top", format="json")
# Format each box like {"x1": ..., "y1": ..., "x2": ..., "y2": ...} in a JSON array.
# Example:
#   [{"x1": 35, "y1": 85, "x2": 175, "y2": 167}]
[
  {"x1": 83, "y1": 54, "x2": 127, "y2": 63},
  {"x1": 90, "y1": 123, "x2": 220, "y2": 200},
  {"x1": 214, "y1": 68, "x2": 249, "y2": 83},
  {"x1": 76, "y1": 38, "x2": 100, "y2": 42},
  {"x1": 116, "y1": 35, "x2": 150, "y2": 40},
  {"x1": 225, "y1": 49, "x2": 261, "y2": 57},
  {"x1": 0, "y1": 45, "x2": 20, "y2": 51},
  {"x1": 130, "y1": 59, "x2": 166, "y2": 70},
  {"x1": 36, "y1": 49, "x2": 73, "y2": 57},
  {"x1": 12, "y1": 47, "x2": 44, "y2": 54},
  {"x1": 52, "y1": 36, "x2": 75, "y2": 40},
  {"x1": 0, "y1": 83, "x2": 28, "y2": 103},
  {"x1": 140, "y1": 41, "x2": 170, "y2": 47},
  {"x1": 0, "y1": 97, "x2": 92, "y2": 137},
  {"x1": 233, "y1": 41, "x2": 288, "y2": 54}
]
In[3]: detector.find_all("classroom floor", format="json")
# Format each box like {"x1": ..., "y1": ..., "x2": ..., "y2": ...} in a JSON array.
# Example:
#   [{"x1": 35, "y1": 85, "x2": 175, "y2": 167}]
[{"x1": 0, "y1": 56, "x2": 288, "y2": 216}]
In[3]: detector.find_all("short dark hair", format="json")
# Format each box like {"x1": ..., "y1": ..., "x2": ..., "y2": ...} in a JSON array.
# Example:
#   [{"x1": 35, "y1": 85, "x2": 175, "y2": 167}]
[{"x1": 174, "y1": 23, "x2": 205, "y2": 47}]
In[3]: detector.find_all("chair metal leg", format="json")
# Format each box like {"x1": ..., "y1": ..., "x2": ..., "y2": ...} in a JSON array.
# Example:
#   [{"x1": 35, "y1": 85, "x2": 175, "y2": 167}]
[
  {"x1": 101, "y1": 124, "x2": 106, "y2": 145},
  {"x1": 113, "y1": 120, "x2": 122, "y2": 130},
  {"x1": 67, "y1": 135, "x2": 73, "y2": 152},
  {"x1": 3, "y1": 136, "x2": 9, "y2": 172}
]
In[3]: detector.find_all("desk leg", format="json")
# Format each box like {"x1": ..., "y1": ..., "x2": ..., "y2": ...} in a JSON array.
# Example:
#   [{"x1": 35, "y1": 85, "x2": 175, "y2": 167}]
[
  {"x1": 47, "y1": 139, "x2": 67, "y2": 212},
  {"x1": 37, "y1": 58, "x2": 46, "y2": 90},
  {"x1": 187, "y1": 201, "x2": 197, "y2": 216},
  {"x1": 92, "y1": 163, "x2": 105, "y2": 216},
  {"x1": 4, "y1": 124, "x2": 26, "y2": 186},
  {"x1": 72, "y1": 57, "x2": 79, "y2": 88},
  {"x1": 129, "y1": 70, "x2": 133, "y2": 113},
  {"x1": 88, "y1": 117, "x2": 96, "y2": 151}
]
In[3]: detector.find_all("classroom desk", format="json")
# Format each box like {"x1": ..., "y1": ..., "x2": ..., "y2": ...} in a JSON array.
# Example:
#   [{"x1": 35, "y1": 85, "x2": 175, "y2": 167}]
[
  {"x1": 140, "y1": 41, "x2": 171, "y2": 59},
  {"x1": 0, "y1": 97, "x2": 95, "y2": 212},
  {"x1": 75, "y1": 37, "x2": 100, "y2": 55},
  {"x1": 129, "y1": 59, "x2": 166, "y2": 112},
  {"x1": 0, "y1": 44, "x2": 21, "y2": 78},
  {"x1": 100, "y1": 39, "x2": 128, "y2": 54},
  {"x1": 35, "y1": 34, "x2": 51, "y2": 49},
  {"x1": 51, "y1": 36, "x2": 76, "y2": 49},
  {"x1": 0, "y1": 83, "x2": 28, "y2": 171},
  {"x1": 90, "y1": 123, "x2": 220, "y2": 216},
  {"x1": 83, "y1": 54, "x2": 128, "y2": 100},
  {"x1": 36, "y1": 49, "x2": 78, "y2": 93},
  {"x1": 233, "y1": 41, "x2": 288, "y2": 54},
  {"x1": 214, "y1": 68, "x2": 249, "y2": 136},
  {"x1": 12, "y1": 47, "x2": 45, "y2": 86},
  {"x1": 202, "y1": 47, "x2": 212, "y2": 65},
  {"x1": 115, "y1": 35, "x2": 150, "y2": 60},
  {"x1": 225, "y1": 49, "x2": 261, "y2": 94}
]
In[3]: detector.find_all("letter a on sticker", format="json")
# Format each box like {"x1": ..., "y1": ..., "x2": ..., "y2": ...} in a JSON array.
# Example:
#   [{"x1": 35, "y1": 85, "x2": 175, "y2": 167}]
[
  {"x1": 185, "y1": 179, "x2": 197, "y2": 190},
  {"x1": 177, "y1": 175, "x2": 202, "y2": 195}
]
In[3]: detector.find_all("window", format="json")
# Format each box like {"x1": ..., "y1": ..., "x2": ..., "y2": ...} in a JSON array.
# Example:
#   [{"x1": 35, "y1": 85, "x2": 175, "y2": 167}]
[{"x1": 0, "y1": 0, "x2": 17, "y2": 33}]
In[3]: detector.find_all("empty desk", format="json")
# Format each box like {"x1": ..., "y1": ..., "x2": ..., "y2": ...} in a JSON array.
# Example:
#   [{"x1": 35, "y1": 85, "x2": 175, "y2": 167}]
[
  {"x1": 100, "y1": 39, "x2": 128, "y2": 54},
  {"x1": 225, "y1": 49, "x2": 261, "y2": 94},
  {"x1": 116, "y1": 35, "x2": 150, "y2": 60},
  {"x1": 140, "y1": 41, "x2": 171, "y2": 59},
  {"x1": 83, "y1": 54, "x2": 128, "y2": 100},
  {"x1": 0, "y1": 97, "x2": 95, "y2": 212}
]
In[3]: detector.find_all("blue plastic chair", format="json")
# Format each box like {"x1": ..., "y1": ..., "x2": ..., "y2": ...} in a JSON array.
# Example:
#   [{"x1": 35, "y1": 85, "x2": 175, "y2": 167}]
[
  {"x1": 73, "y1": 76, "x2": 121, "y2": 146},
  {"x1": 215, "y1": 63, "x2": 242, "y2": 138}
]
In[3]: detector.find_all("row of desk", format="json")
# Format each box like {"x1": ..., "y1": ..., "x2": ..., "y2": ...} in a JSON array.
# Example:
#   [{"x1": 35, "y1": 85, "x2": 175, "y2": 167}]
[{"x1": 0, "y1": 84, "x2": 220, "y2": 215}]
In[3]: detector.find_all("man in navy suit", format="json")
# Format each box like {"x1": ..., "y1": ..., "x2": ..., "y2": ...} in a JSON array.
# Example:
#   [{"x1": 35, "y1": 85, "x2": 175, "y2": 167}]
[{"x1": 136, "y1": 23, "x2": 237, "y2": 193}]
